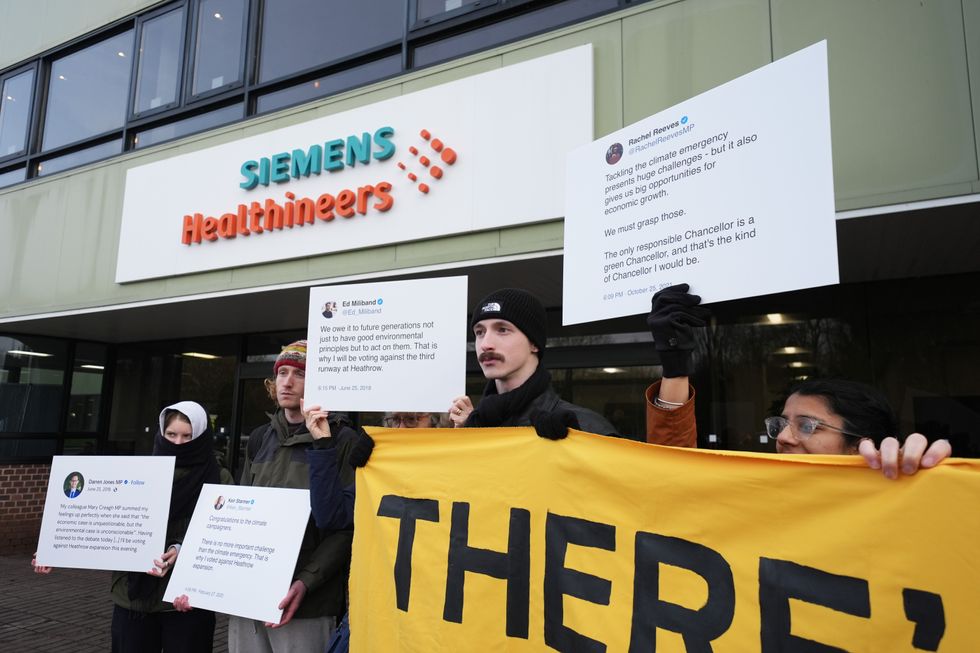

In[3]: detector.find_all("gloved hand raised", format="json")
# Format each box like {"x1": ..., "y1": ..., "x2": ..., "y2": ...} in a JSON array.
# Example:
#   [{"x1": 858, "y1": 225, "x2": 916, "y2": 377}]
[
  {"x1": 531, "y1": 409, "x2": 580, "y2": 440},
  {"x1": 647, "y1": 283, "x2": 710, "y2": 378},
  {"x1": 348, "y1": 427, "x2": 375, "y2": 468}
]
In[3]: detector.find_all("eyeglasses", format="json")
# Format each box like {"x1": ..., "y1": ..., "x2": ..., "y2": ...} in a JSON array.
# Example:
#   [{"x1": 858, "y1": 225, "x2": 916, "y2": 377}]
[
  {"x1": 764, "y1": 415, "x2": 863, "y2": 441},
  {"x1": 383, "y1": 413, "x2": 431, "y2": 428}
]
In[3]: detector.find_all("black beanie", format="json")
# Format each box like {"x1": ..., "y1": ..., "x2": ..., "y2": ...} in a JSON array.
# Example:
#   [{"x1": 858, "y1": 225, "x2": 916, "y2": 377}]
[{"x1": 470, "y1": 288, "x2": 547, "y2": 358}]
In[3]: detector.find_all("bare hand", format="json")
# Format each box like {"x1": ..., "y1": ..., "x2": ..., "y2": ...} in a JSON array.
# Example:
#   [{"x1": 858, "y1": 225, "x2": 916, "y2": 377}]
[
  {"x1": 301, "y1": 399, "x2": 332, "y2": 440},
  {"x1": 266, "y1": 580, "x2": 307, "y2": 627},
  {"x1": 448, "y1": 396, "x2": 474, "y2": 428},
  {"x1": 32, "y1": 552, "x2": 53, "y2": 575},
  {"x1": 172, "y1": 594, "x2": 193, "y2": 612},
  {"x1": 149, "y1": 546, "x2": 178, "y2": 577},
  {"x1": 859, "y1": 434, "x2": 951, "y2": 479}
]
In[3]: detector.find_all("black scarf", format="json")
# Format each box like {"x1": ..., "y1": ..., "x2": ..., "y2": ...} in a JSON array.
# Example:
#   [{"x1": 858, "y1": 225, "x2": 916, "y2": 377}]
[
  {"x1": 128, "y1": 429, "x2": 222, "y2": 604},
  {"x1": 464, "y1": 366, "x2": 551, "y2": 427}
]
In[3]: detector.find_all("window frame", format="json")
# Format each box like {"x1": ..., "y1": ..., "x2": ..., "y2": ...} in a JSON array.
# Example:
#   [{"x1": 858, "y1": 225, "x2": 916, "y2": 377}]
[
  {"x1": 130, "y1": 2, "x2": 190, "y2": 121},
  {"x1": 0, "y1": 62, "x2": 40, "y2": 165},
  {"x1": 185, "y1": 0, "x2": 252, "y2": 104}
]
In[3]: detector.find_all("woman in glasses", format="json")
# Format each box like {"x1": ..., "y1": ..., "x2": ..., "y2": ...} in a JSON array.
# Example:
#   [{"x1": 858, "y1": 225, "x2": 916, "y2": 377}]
[
  {"x1": 645, "y1": 284, "x2": 951, "y2": 476},
  {"x1": 381, "y1": 411, "x2": 448, "y2": 428}
]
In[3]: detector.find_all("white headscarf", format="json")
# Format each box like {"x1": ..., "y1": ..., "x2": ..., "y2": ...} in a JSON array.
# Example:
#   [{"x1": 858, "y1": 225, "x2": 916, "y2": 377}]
[{"x1": 158, "y1": 401, "x2": 209, "y2": 440}]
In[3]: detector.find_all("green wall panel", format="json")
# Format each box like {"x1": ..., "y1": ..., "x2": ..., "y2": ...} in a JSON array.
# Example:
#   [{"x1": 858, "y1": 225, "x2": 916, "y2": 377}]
[
  {"x1": 772, "y1": 0, "x2": 978, "y2": 205},
  {"x1": 621, "y1": 0, "x2": 771, "y2": 125},
  {"x1": 0, "y1": 0, "x2": 158, "y2": 70}
]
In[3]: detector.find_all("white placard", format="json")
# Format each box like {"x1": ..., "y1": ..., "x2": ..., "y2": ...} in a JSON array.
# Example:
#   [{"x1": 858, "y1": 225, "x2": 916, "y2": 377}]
[
  {"x1": 305, "y1": 276, "x2": 467, "y2": 411},
  {"x1": 116, "y1": 46, "x2": 593, "y2": 283},
  {"x1": 563, "y1": 41, "x2": 837, "y2": 325},
  {"x1": 163, "y1": 484, "x2": 311, "y2": 623},
  {"x1": 36, "y1": 456, "x2": 175, "y2": 572}
]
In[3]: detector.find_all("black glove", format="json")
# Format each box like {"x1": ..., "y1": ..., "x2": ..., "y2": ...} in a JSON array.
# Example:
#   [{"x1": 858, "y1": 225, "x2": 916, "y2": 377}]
[
  {"x1": 348, "y1": 427, "x2": 375, "y2": 468},
  {"x1": 647, "y1": 283, "x2": 710, "y2": 378},
  {"x1": 531, "y1": 409, "x2": 580, "y2": 440}
]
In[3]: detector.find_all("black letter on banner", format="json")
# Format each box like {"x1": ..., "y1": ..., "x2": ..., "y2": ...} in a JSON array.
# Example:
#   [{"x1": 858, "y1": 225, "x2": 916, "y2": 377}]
[
  {"x1": 442, "y1": 502, "x2": 531, "y2": 638},
  {"x1": 903, "y1": 588, "x2": 945, "y2": 651},
  {"x1": 628, "y1": 532, "x2": 734, "y2": 653},
  {"x1": 759, "y1": 558, "x2": 870, "y2": 653},
  {"x1": 377, "y1": 495, "x2": 440, "y2": 612},
  {"x1": 544, "y1": 512, "x2": 615, "y2": 653}
]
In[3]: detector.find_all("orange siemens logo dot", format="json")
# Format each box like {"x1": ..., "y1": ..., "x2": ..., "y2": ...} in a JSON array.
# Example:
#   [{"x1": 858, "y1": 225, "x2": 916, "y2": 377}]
[{"x1": 396, "y1": 128, "x2": 458, "y2": 194}]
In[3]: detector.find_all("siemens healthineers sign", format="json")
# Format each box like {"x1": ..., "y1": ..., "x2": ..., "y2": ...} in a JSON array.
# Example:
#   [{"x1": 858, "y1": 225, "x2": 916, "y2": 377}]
[{"x1": 115, "y1": 46, "x2": 593, "y2": 283}]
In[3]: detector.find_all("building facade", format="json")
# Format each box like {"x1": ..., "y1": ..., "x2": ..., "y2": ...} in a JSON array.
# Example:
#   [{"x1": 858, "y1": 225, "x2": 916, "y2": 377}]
[{"x1": 2, "y1": 0, "x2": 980, "y2": 551}]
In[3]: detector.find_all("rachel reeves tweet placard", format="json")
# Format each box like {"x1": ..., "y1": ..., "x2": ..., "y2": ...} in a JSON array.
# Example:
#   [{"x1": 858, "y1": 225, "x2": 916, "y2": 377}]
[
  {"x1": 163, "y1": 484, "x2": 310, "y2": 623},
  {"x1": 304, "y1": 276, "x2": 467, "y2": 411},
  {"x1": 563, "y1": 41, "x2": 837, "y2": 325},
  {"x1": 36, "y1": 455, "x2": 174, "y2": 572}
]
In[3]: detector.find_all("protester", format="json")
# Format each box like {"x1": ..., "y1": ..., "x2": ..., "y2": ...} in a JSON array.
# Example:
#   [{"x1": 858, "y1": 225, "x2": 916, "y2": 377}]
[
  {"x1": 230, "y1": 339, "x2": 356, "y2": 653},
  {"x1": 382, "y1": 411, "x2": 448, "y2": 428},
  {"x1": 303, "y1": 402, "x2": 373, "y2": 653},
  {"x1": 642, "y1": 284, "x2": 952, "y2": 476},
  {"x1": 33, "y1": 401, "x2": 231, "y2": 653},
  {"x1": 448, "y1": 288, "x2": 618, "y2": 438}
]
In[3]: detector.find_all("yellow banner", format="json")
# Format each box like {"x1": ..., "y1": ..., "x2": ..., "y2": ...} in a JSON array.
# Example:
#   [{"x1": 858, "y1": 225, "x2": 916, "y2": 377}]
[{"x1": 350, "y1": 427, "x2": 980, "y2": 652}]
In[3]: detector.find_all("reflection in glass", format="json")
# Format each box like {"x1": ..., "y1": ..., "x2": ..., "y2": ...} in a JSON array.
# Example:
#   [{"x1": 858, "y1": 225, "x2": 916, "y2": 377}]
[
  {"x1": 67, "y1": 343, "x2": 107, "y2": 432},
  {"x1": 414, "y1": 0, "x2": 617, "y2": 67},
  {"x1": 135, "y1": 103, "x2": 243, "y2": 148},
  {"x1": 193, "y1": 0, "x2": 248, "y2": 95},
  {"x1": 43, "y1": 31, "x2": 134, "y2": 150},
  {"x1": 63, "y1": 438, "x2": 99, "y2": 455},
  {"x1": 256, "y1": 56, "x2": 401, "y2": 113},
  {"x1": 0, "y1": 69, "x2": 34, "y2": 157},
  {"x1": 0, "y1": 439, "x2": 57, "y2": 457},
  {"x1": 416, "y1": 0, "x2": 491, "y2": 23},
  {"x1": 0, "y1": 167, "x2": 26, "y2": 189},
  {"x1": 110, "y1": 339, "x2": 237, "y2": 456},
  {"x1": 36, "y1": 139, "x2": 122, "y2": 176},
  {"x1": 259, "y1": 0, "x2": 403, "y2": 83},
  {"x1": 0, "y1": 336, "x2": 67, "y2": 433},
  {"x1": 134, "y1": 8, "x2": 185, "y2": 114}
]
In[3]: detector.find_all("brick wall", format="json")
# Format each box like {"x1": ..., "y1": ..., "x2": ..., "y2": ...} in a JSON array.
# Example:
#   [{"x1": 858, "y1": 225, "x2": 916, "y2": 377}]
[{"x1": 0, "y1": 463, "x2": 50, "y2": 554}]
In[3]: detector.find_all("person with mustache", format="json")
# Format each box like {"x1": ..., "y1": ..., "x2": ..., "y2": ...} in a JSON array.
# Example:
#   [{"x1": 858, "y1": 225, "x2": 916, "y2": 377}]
[{"x1": 448, "y1": 288, "x2": 618, "y2": 438}]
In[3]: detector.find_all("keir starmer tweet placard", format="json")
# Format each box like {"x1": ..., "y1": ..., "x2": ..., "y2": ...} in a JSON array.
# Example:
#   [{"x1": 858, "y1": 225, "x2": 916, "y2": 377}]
[
  {"x1": 304, "y1": 276, "x2": 467, "y2": 412},
  {"x1": 163, "y1": 484, "x2": 311, "y2": 623},
  {"x1": 36, "y1": 455, "x2": 175, "y2": 572}
]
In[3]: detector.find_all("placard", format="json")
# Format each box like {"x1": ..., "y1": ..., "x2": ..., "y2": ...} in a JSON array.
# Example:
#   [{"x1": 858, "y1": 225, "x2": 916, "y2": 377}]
[
  {"x1": 36, "y1": 456, "x2": 175, "y2": 572},
  {"x1": 163, "y1": 483, "x2": 311, "y2": 623},
  {"x1": 563, "y1": 41, "x2": 837, "y2": 325},
  {"x1": 304, "y1": 276, "x2": 467, "y2": 412}
]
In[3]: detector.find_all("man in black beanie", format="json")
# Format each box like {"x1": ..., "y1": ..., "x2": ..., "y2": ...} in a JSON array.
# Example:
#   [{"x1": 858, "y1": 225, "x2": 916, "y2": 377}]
[{"x1": 448, "y1": 288, "x2": 617, "y2": 438}]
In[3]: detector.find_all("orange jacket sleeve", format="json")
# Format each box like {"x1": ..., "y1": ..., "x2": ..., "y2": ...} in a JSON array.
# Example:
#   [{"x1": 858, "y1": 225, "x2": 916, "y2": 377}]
[{"x1": 645, "y1": 380, "x2": 697, "y2": 447}]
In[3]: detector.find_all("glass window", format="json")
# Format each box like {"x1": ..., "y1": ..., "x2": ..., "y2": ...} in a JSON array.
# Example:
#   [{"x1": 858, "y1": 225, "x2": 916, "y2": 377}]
[
  {"x1": 0, "y1": 167, "x2": 26, "y2": 189},
  {"x1": 42, "y1": 30, "x2": 134, "y2": 150},
  {"x1": 134, "y1": 103, "x2": 243, "y2": 148},
  {"x1": 259, "y1": 0, "x2": 404, "y2": 83},
  {"x1": 109, "y1": 338, "x2": 237, "y2": 457},
  {"x1": 413, "y1": 0, "x2": 617, "y2": 67},
  {"x1": 256, "y1": 55, "x2": 402, "y2": 113},
  {"x1": 0, "y1": 69, "x2": 34, "y2": 158},
  {"x1": 66, "y1": 343, "x2": 107, "y2": 433},
  {"x1": 192, "y1": 0, "x2": 248, "y2": 96},
  {"x1": 0, "y1": 438, "x2": 57, "y2": 458},
  {"x1": 415, "y1": 0, "x2": 495, "y2": 25},
  {"x1": 36, "y1": 139, "x2": 122, "y2": 176},
  {"x1": 63, "y1": 438, "x2": 99, "y2": 455},
  {"x1": 134, "y1": 8, "x2": 185, "y2": 115},
  {"x1": 0, "y1": 336, "x2": 68, "y2": 434}
]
